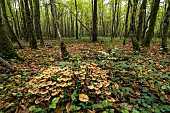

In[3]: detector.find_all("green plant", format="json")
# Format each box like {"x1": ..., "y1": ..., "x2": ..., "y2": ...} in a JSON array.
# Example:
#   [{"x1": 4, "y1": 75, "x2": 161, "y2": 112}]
[{"x1": 49, "y1": 97, "x2": 60, "y2": 109}]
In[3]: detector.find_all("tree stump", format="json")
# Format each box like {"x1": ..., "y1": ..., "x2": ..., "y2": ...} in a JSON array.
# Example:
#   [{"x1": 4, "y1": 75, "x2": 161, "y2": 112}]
[{"x1": 60, "y1": 41, "x2": 70, "y2": 60}]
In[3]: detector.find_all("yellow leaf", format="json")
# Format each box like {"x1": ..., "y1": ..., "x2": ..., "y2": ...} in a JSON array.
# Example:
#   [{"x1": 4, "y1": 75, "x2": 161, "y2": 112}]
[
  {"x1": 79, "y1": 94, "x2": 89, "y2": 102},
  {"x1": 138, "y1": 73, "x2": 142, "y2": 77},
  {"x1": 87, "y1": 109, "x2": 96, "y2": 113}
]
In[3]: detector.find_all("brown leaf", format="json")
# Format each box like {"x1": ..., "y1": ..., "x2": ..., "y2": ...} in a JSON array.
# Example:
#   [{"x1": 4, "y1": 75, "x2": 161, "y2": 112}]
[
  {"x1": 66, "y1": 102, "x2": 72, "y2": 113},
  {"x1": 87, "y1": 109, "x2": 96, "y2": 113},
  {"x1": 119, "y1": 103, "x2": 134, "y2": 110},
  {"x1": 92, "y1": 67, "x2": 100, "y2": 74},
  {"x1": 56, "y1": 105, "x2": 62, "y2": 113},
  {"x1": 21, "y1": 109, "x2": 29, "y2": 113},
  {"x1": 149, "y1": 83, "x2": 155, "y2": 88}
]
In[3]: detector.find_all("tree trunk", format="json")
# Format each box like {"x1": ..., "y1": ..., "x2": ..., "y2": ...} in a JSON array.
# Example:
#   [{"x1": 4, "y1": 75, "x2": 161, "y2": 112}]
[
  {"x1": 136, "y1": 0, "x2": 147, "y2": 41},
  {"x1": 34, "y1": 0, "x2": 44, "y2": 47},
  {"x1": 0, "y1": 0, "x2": 22, "y2": 49},
  {"x1": 24, "y1": 0, "x2": 37, "y2": 49},
  {"x1": 92, "y1": 0, "x2": 98, "y2": 42},
  {"x1": 111, "y1": 0, "x2": 117, "y2": 39},
  {"x1": 75, "y1": 0, "x2": 79, "y2": 39},
  {"x1": 143, "y1": 0, "x2": 160, "y2": 47},
  {"x1": 0, "y1": 5, "x2": 19, "y2": 59},
  {"x1": 20, "y1": 0, "x2": 28, "y2": 41},
  {"x1": 70, "y1": 9, "x2": 74, "y2": 37},
  {"x1": 6, "y1": 1, "x2": 20, "y2": 39},
  {"x1": 50, "y1": 0, "x2": 62, "y2": 40},
  {"x1": 129, "y1": 0, "x2": 140, "y2": 51},
  {"x1": 162, "y1": 1, "x2": 170, "y2": 53},
  {"x1": 44, "y1": 2, "x2": 51, "y2": 39},
  {"x1": 123, "y1": 0, "x2": 131, "y2": 45}
]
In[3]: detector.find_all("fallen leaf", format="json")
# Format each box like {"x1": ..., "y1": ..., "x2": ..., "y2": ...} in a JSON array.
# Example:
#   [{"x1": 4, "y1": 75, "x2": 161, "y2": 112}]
[
  {"x1": 87, "y1": 109, "x2": 95, "y2": 113},
  {"x1": 66, "y1": 102, "x2": 72, "y2": 113},
  {"x1": 56, "y1": 105, "x2": 62, "y2": 113}
]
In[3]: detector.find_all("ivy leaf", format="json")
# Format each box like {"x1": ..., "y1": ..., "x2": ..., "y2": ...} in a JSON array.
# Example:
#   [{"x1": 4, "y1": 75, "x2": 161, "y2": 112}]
[
  {"x1": 34, "y1": 108, "x2": 42, "y2": 113},
  {"x1": 49, "y1": 103, "x2": 56, "y2": 109},
  {"x1": 132, "y1": 108, "x2": 140, "y2": 113},
  {"x1": 28, "y1": 105, "x2": 36, "y2": 112},
  {"x1": 121, "y1": 109, "x2": 129, "y2": 113},
  {"x1": 52, "y1": 97, "x2": 60, "y2": 104}
]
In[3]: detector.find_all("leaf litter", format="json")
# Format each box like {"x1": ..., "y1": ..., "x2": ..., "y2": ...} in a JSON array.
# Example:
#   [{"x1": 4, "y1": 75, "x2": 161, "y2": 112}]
[{"x1": 0, "y1": 40, "x2": 170, "y2": 113}]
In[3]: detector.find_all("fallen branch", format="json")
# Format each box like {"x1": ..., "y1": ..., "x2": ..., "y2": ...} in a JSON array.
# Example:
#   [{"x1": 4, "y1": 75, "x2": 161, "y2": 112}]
[{"x1": 0, "y1": 57, "x2": 16, "y2": 71}]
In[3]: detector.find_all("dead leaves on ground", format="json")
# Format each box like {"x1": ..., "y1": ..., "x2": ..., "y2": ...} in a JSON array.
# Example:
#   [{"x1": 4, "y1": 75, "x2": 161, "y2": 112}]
[{"x1": 0, "y1": 41, "x2": 170, "y2": 113}]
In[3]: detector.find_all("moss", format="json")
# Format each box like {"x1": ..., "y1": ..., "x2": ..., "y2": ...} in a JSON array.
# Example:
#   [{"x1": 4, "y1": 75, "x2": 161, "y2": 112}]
[{"x1": 0, "y1": 26, "x2": 19, "y2": 59}]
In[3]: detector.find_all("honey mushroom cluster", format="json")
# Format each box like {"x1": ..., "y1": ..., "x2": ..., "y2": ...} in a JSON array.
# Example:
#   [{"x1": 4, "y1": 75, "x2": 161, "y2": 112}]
[
  {"x1": 75, "y1": 63, "x2": 112, "y2": 96},
  {"x1": 28, "y1": 62, "x2": 117, "y2": 104},
  {"x1": 28, "y1": 66, "x2": 73, "y2": 104}
]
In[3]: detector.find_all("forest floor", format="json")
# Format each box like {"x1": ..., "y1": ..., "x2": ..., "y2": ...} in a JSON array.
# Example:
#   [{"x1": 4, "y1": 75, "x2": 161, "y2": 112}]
[{"x1": 0, "y1": 38, "x2": 170, "y2": 113}]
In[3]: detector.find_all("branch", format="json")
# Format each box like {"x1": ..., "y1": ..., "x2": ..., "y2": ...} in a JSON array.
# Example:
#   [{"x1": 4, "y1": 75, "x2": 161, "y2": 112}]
[
  {"x1": 0, "y1": 57, "x2": 16, "y2": 71},
  {"x1": 55, "y1": 2, "x2": 92, "y2": 38}
]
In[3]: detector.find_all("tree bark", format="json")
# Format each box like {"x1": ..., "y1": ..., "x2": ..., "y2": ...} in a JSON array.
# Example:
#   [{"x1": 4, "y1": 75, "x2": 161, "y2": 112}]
[
  {"x1": 0, "y1": 0, "x2": 22, "y2": 49},
  {"x1": 34, "y1": 0, "x2": 44, "y2": 47},
  {"x1": 0, "y1": 5, "x2": 19, "y2": 59},
  {"x1": 129, "y1": 0, "x2": 140, "y2": 51},
  {"x1": 44, "y1": 2, "x2": 51, "y2": 39},
  {"x1": 75, "y1": 0, "x2": 79, "y2": 39},
  {"x1": 92, "y1": 0, "x2": 98, "y2": 42},
  {"x1": 20, "y1": 0, "x2": 28, "y2": 41},
  {"x1": 50, "y1": 0, "x2": 62, "y2": 40},
  {"x1": 24, "y1": 0, "x2": 37, "y2": 49},
  {"x1": 143, "y1": 0, "x2": 160, "y2": 47},
  {"x1": 111, "y1": 0, "x2": 117, "y2": 39},
  {"x1": 6, "y1": 1, "x2": 20, "y2": 39},
  {"x1": 123, "y1": 0, "x2": 131, "y2": 45},
  {"x1": 136, "y1": 0, "x2": 147, "y2": 41},
  {"x1": 162, "y1": 1, "x2": 170, "y2": 53}
]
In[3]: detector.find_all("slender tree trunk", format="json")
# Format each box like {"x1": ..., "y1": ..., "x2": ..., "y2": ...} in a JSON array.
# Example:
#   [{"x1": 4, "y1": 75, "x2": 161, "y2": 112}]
[
  {"x1": 70, "y1": 9, "x2": 74, "y2": 37},
  {"x1": 50, "y1": 0, "x2": 62, "y2": 40},
  {"x1": 44, "y1": 2, "x2": 51, "y2": 39},
  {"x1": 129, "y1": 0, "x2": 140, "y2": 51},
  {"x1": 115, "y1": 0, "x2": 119, "y2": 37},
  {"x1": 15, "y1": 0, "x2": 22, "y2": 39},
  {"x1": 143, "y1": 0, "x2": 160, "y2": 47},
  {"x1": 7, "y1": 1, "x2": 20, "y2": 39},
  {"x1": 24, "y1": 0, "x2": 37, "y2": 49},
  {"x1": 75, "y1": 0, "x2": 79, "y2": 39},
  {"x1": 162, "y1": 1, "x2": 170, "y2": 53},
  {"x1": 34, "y1": 0, "x2": 44, "y2": 47},
  {"x1": 111, "y1": 0, "x2": 117, "y2": 39},
  {"x1": 136, "y1": 0, "x2": 147, "y2": 41},
  {"x1": 20, "y1": 0, "x2": 28, "y2": 41},
  {"x1": 92, "y1": 0, "x2": 98, "y2": 42},
  {"x1": 1, "y1": 0, "x2": 22, "y2": 49},
  {"x1": 101, "y1": 0, "x2": 105, "y2": 36},
  {"x1": 123, "y1": 0, "x2": 131, "y2": 45}
]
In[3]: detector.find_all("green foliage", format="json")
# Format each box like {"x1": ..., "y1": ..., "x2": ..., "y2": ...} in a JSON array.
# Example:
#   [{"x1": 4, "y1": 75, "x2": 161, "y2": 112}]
[
  {"x1": 49, "y1": 97, "x2": 60, "y2": 109},
  {"x1": 92, "y1": 100, "x2": 112, "y2": 109}
]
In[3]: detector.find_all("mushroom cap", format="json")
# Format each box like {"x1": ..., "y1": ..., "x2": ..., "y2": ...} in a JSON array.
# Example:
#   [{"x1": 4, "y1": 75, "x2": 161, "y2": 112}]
[
  {"x1": 79, "y1": 94, "x2": 89, "y2": 102},
  {"x1": 40, "y1": 89, "x2": 48, "y2": 95},
  {"x1": 35, "y1": 97, "x2": 43, "y2": 104}
]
